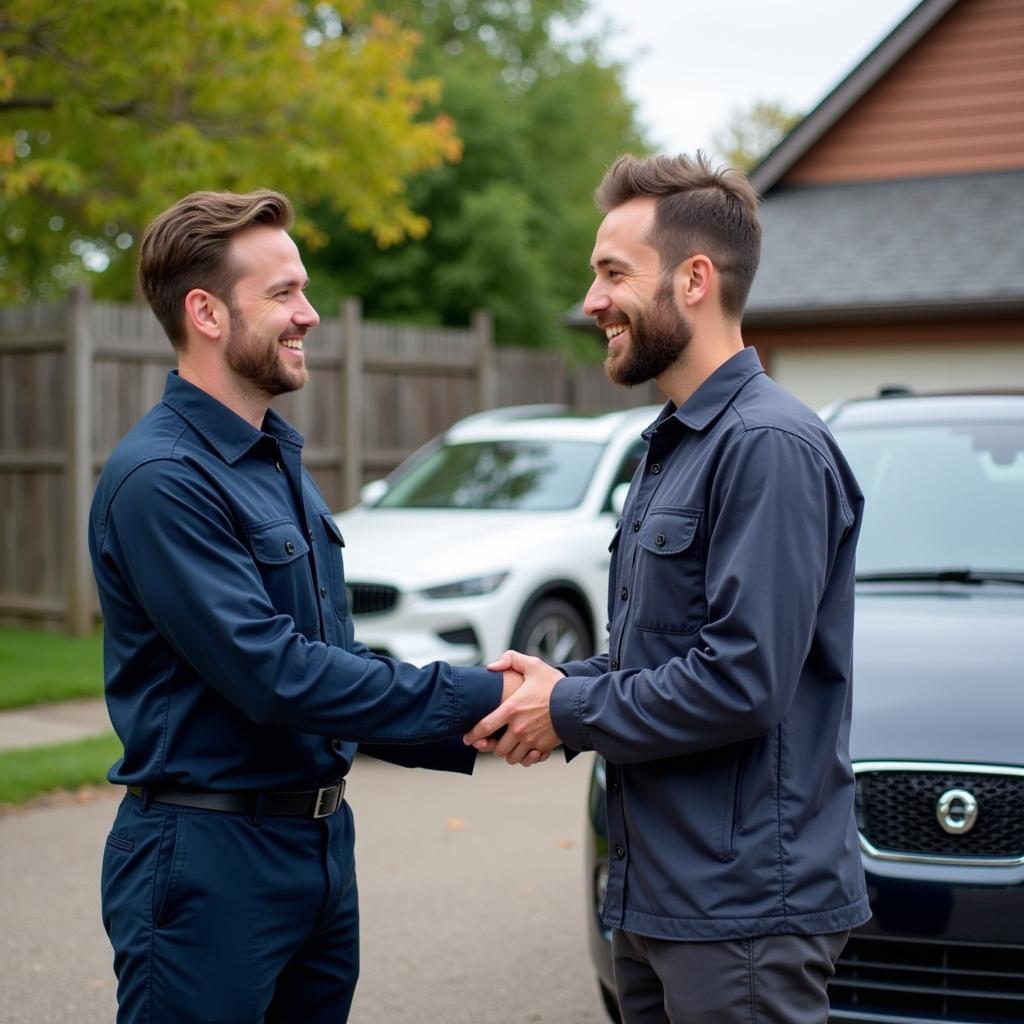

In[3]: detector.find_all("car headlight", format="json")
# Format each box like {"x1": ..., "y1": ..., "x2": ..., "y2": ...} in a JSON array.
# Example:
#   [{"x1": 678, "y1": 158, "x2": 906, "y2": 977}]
[{"x1": 419, "y1": 572, "x2": 509, "y2": 600}]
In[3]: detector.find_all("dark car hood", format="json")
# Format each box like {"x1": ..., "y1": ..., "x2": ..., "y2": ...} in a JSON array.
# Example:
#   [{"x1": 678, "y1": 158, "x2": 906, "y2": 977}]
[{"x1": 850, "y1": 586, "x2": 1024, "y2": 767}]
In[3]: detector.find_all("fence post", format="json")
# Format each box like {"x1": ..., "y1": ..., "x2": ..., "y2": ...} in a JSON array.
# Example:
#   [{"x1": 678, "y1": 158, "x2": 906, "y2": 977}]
[
  {"x1": 473, "y1": 309, "x2": 496, "y2": 410},
  {"x1": 341, "y1": 298, "x2": 363, "y2": 510},
  {"x1": 66, "y1": 285, "x2": 95, "y2": 635}
]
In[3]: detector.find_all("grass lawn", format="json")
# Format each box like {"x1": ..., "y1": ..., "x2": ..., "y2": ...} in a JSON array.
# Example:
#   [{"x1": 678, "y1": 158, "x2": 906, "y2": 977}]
[
  {"x1": 0, "y1": 732, "x2": 121, "y2": 805},
  {"x1": 0, "y1": 626, "x2": 103, "y2": 709}
]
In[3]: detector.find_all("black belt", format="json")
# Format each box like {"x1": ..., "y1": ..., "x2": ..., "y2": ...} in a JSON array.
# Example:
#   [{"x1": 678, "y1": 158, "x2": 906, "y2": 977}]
[{"x1": 127, "y1": 780, "x2": 346, "y2": 819}]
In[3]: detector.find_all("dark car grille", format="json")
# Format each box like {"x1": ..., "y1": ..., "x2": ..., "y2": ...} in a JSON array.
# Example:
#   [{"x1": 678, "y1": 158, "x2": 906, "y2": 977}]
[
  {"x1": 856, "y1": 768, "x2": 1024, "y2": 860},
  {"x1": 346, "y1": 583, "x2": 399, "y2": 616},
  {"x1": 830, "y1": 935, "x2": 1024, "y2": 1022}
]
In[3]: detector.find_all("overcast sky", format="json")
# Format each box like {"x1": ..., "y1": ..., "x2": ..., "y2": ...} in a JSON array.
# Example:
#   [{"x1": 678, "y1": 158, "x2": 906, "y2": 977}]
[{"x1": 577, "y1": 0, "x2": 923, "y2": 158}]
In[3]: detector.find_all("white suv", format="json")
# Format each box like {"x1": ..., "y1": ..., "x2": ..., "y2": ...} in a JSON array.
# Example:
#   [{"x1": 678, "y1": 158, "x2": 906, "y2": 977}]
[{"x1": 333, "y1": 404, "x2": 660, "y2": 667}]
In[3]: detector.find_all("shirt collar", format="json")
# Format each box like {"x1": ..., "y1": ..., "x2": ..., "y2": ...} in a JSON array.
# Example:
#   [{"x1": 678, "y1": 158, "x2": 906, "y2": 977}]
[
  {"x1": 643, "y1": 346, "x2": 764, "y2": 439},
  {"x1": 161, "y1": 371, "x2": 305, "y2": 465}
]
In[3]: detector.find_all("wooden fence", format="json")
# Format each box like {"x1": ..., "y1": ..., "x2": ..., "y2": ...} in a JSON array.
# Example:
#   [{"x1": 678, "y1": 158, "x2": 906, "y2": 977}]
[{"x1": 0, "y1": 291, "x2": 658, "y2": 633}]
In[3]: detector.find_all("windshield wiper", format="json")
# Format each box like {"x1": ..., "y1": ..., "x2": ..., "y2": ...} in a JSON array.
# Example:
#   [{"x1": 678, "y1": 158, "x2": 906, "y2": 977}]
[{"x1": 856, "y1": 569, "x2": 1024, "y2": 585}]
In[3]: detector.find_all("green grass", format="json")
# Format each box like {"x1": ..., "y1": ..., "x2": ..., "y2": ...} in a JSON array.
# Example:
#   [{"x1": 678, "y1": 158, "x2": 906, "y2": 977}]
[
  {"x1": 0, "y1": 732, "x2": 122, "y2": 805},
  {"x1": 0, "y1": 626, "x2": 103, "y2": 709}
]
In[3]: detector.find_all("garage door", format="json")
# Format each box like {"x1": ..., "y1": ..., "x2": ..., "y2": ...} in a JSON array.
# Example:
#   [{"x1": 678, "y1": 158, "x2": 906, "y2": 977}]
[{"x1": 771, "y1": 343, "x2": 1024, "y2": 412}]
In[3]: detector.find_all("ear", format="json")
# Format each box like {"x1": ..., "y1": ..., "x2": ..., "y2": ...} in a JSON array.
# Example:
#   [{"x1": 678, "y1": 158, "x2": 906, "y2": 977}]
[
  {"x1": 184, "y1": 288, "x2": 229, "y2": 342},
  {"x1": 674, "y1": 254, "x2": 715, "y2": 309}
]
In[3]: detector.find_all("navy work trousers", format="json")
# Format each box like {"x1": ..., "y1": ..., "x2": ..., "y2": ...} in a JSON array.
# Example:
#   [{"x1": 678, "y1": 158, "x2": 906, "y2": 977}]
[{"x1": 101, "y1": 791, "x2": 359, "y2": 1023}]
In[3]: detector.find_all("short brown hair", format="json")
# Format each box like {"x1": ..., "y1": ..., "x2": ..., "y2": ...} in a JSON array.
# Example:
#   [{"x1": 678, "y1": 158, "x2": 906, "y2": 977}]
[
  {"x1": 595, "y1": 153, "x2": 761, "y2": 319},
  {"x1": 138, "y1": 190, "x2": 294, "y2": 348}
]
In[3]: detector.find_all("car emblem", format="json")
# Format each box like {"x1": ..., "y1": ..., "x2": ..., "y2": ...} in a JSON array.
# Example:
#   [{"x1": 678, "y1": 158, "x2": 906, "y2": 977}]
[{"x1": 935, "y1": 788, "x2": 978, "y2": 835}]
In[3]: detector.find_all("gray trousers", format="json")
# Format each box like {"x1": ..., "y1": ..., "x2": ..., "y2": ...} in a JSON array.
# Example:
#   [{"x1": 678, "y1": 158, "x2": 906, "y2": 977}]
[{"x1": 611, "y1": 929, "x2": 850, "y2": 1024}]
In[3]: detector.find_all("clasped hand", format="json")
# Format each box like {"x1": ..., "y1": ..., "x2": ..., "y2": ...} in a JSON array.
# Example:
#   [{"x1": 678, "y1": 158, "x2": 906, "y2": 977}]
[{"x1": 469, "y1": 650, "x2": 563, "y2": 766}]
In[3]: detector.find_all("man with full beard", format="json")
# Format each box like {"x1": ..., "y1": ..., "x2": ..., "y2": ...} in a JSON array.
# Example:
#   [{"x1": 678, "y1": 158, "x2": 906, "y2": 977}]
[
  {"x1": 89, "y1": 190, "x2": 522, "y2": 1023},
  {"x1": 467, "y1": 154, "x2": 870, "y2": 1023}
]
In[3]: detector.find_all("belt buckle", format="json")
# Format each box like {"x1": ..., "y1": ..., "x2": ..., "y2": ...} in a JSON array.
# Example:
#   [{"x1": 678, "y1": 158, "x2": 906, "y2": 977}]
[{"x1": 313, "y1": 780, "x2": 345, "y2": 819}]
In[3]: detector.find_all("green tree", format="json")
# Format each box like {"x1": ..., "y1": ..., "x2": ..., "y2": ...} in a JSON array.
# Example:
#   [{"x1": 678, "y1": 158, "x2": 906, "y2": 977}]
[
  {"x1": 712, "y1": 99, "x2": 802, "y2": 171},
  {"x1": 304, "y1": 0, "x2": 648, "y2": 348},
  {"x1": 0, "y1": 0, "x2": 461, "y2": 301}
]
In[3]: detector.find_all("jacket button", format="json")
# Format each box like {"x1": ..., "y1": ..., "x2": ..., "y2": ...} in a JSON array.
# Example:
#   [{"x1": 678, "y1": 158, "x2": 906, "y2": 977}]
[
  {"x1": 620, "y1": 587, "x2": 628, "y2": 601},
  {"x1": 655, "y1": 533, "x2": 666, "y2": 547},
  {"x1": 615, "y1": 845, "x2": 626, "y2": 860},
  {"x1": 308, "y1": 529, "x2": 315, "y2": 541},
  {"x1": 285, "y1": 541, "x2": 295, "y2": 554},
  {"x1": 632, "y1": 519, "x2": 641, "y2": 532},
  {"x1": 650, "y1": 463, "x2": 661, "y2": 475},
  {"x1": 611, "y1": 657, "x2": 620, "y2": 670},
  {"x1": 609, "y1": 779, "x2": 620, "y2": 794},
  {"x1": 320, "y1": 585, "x2": 327, "y2": 597},
  {"x1": 275, "y1": 461, "x2": 283, "y2": 472}
]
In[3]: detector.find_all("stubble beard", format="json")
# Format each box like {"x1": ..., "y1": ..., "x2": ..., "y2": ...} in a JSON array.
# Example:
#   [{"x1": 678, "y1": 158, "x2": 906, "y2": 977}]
[
  {"x1": 224, "y1": 303, "x2": 308, "y2": 398},
  {"x1": 605, "y1": 279, "x2": 693, "y2": 388}
]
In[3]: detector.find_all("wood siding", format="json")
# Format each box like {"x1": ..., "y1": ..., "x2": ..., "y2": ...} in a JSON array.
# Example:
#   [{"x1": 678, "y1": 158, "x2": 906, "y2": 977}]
[{"x1": 784, "y1": 0, "x2": 1024, "y2": 184}]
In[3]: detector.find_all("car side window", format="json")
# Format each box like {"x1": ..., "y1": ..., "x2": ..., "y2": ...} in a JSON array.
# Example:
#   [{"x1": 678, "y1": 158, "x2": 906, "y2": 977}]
[{"x1": 603, "y1": 440, "x2": 646, "y2": 512}]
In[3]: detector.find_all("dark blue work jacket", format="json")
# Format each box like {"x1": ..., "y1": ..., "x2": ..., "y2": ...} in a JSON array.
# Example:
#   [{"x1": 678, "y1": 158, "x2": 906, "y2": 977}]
[
  {"x1": 89, "y1": 372, "x2": 502, "y2": 791},
  {"x1": 552, "y1": 347, "x2": 871, "y2": 941}
]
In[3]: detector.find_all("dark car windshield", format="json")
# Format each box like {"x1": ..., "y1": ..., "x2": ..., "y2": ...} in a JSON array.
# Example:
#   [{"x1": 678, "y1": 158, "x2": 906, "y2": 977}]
[
  {"x1": 376, "y1": 439, "x2": 605, "y2": 511},
  {"x1": 832, "y1": 419, "x2": 1024, "y2": 576}
]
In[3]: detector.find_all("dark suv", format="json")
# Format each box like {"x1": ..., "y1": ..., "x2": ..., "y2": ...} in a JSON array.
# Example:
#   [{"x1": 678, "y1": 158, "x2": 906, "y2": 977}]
[{"x1": 585, "y1": 391, "x2": 1024, "y2": 1023}]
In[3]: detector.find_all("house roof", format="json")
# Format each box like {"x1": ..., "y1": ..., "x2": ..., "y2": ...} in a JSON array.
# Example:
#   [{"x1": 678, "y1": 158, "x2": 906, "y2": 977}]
[
  {"x1": 749, "y1": 0, "x2": 960, "y2": 195},
  {"x1": 743, "y1": 169, "x2": 1024, "y2": 325},
  {"x1": 563, "y1": 169, "x2": 1024, "y2": 330}
]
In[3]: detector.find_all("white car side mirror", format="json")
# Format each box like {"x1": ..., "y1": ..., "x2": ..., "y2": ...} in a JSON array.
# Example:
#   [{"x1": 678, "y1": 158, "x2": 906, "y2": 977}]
[{"x1": 360, "y1": 479, "x2": 389, "y2": 506}]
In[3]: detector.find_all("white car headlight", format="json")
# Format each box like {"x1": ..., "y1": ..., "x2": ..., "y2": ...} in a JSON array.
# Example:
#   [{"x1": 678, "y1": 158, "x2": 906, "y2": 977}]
[{"x1": 419, "y1": 572, "x2": 509, "y2": 600}]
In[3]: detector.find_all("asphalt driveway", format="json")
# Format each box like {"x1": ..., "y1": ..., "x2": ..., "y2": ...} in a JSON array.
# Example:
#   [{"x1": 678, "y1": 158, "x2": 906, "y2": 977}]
[{"x1": 0, "y1": 751, "x2": 607, "y2": 1023}]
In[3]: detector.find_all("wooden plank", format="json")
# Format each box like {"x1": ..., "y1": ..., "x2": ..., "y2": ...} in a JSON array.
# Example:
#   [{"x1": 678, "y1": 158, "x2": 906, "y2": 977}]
[
  {"x1": 0, "y1": 334, "x2": 66, "y2": 353},
  {"x1": 342, "y1": 298, "x2": 363, "y2": 508},
  {"x1": 66, "y1": 286, "x2": 95, "y2": 635},
  {"x1": 0, "y1": 452, "x2": 66, "y2": 470},
  {"x1": 0, "y1": 592, "x2": 67, "y2": 617}
]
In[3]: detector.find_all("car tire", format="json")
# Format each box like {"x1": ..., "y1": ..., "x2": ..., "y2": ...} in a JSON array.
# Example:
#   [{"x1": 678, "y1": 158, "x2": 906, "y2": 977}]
[
  {"x1": 598, "y1": 980, "x2": 622, "y2": 1023},
  {"x1": 511, "y1": 596, "x2": 592, "y2": 663}
]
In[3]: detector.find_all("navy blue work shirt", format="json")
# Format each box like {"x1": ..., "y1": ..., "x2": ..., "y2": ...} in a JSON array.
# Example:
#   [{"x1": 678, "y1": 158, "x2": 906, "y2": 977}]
[
  {"x1": 89, "y1": 372, "x2": 503, "y2": 791},
  {"x1": 552, "y1": 347, "x2": 871, "y2": 941}
]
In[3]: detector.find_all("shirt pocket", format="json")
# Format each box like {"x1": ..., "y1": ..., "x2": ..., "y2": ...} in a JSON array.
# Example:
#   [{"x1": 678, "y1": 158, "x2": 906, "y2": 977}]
[
  {"x1": 633, "y1": 507, "x2": 705, "y2": 635},
  {"x1": 318, "y1": 511, "x2": 349, "y2": 621},
  {"x1": 246, "y1": 519, "x2": 316, "y2": 634}
]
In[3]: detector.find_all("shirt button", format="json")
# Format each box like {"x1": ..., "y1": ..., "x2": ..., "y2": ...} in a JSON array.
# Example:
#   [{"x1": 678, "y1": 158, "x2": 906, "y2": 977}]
[
  {"x1": 632, "y1": 519, "x2": 641, "y2": 532},
  {"x1": 620, "y1": 587, "x2": 628, "y2": 601},
  {"x1": 609, "y1": 779, "x2": 620, "y2": 794},
  {"x1": 650, "y1": 463, "x2": 661, "y2": 475},
  {"x1": 308, "y1": 529, "x2": 315, "y2": 541},
  {"x1": 615, "y1": 845, "x2": 626, "y2": 860},
  {"x1": 655, "y1": 533, "x2": 666, "y2": 547},
  {"x1": 320, "y1": 585, "x2": 327, "y2": 597},
  {"x1": 285, "y1": 541, "x2": 295, "y2": 554},
  {"x1": 611, "y1": 656, "x2": 620, "y2": 670},
  {"x1": 275, "y1": 461, "x2": 283, "y2": 472}
]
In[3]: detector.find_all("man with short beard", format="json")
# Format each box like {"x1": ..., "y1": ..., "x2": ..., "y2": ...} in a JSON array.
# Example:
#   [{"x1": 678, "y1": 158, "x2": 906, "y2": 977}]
[
  {"x1": 89, "y1": 189, "x2": 522, "y2": 1023},
  {"x1": 467, "y1": 154, "x2": 870, "y2": 1023}
]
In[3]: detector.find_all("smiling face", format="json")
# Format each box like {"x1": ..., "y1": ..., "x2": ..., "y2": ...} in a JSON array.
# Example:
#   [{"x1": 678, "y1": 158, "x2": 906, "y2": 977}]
[
  {"x1": 583, "y1": 197, "x2": 693, "y2": 387},
  {"x1": 222, "y1": 225, "x2": 319, "y2": 397}
]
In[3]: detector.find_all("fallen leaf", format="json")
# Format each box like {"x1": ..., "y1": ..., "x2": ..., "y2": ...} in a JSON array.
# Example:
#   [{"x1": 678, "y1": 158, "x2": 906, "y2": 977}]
[{"x1": 444, "y1": 817, "x2": 466, "y2": 832}]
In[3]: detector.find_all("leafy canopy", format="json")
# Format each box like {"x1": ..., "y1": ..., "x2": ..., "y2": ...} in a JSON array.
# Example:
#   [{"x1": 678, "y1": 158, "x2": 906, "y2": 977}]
[
  {"x1": 303, "y1": 0, "x2": 649, "y2": 348},
  {"x1": 0, "y1": 0, "x2": 461, "y2": 300}
]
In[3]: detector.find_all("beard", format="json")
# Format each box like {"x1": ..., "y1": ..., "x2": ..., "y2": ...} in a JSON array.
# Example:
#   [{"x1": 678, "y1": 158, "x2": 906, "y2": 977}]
[
  {"x1": 224, "y1": 303, "x2": 308, "y2": 397},
  {"x1": 604, "y1": 279, "x2": 693, "y2": 387}
]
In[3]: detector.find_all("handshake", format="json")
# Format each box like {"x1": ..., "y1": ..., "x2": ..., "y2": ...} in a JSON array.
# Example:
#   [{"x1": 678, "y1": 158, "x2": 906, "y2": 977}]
[{"x1": 462, "y1": 650, "x2": 564, "y2": 767}]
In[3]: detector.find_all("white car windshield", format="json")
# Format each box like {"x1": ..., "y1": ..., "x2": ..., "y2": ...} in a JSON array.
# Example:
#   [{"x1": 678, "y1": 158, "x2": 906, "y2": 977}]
[
  {"x1": 834, "y1": 421, "x2": 1024, "y2": 576},
  {"x1": 377, "y1": 439, "x2": 606, "y2": 511}
]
